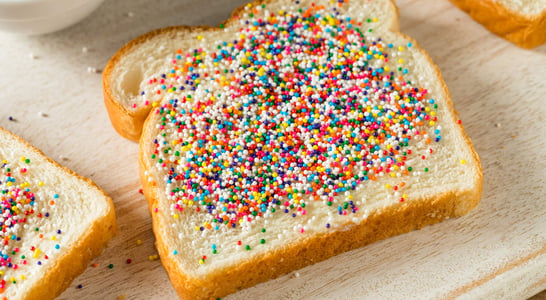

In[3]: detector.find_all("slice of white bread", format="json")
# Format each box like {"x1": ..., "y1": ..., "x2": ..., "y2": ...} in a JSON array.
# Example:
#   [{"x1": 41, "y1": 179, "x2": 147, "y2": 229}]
[
  {"x1": 449, "y1": 0, "x2": 546, "y2": 48},
  {"x1": 103, "y1": 0, "x2": 482, "y2": 298},
  {"x1": 0, "y1": 127, "x2": 116, "y2": 299}
]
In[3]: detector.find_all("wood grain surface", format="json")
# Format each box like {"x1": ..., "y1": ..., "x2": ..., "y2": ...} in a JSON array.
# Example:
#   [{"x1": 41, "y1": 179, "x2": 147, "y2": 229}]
[{"x1": 0, "y1": 0, "x2": 544, "y2": 299}]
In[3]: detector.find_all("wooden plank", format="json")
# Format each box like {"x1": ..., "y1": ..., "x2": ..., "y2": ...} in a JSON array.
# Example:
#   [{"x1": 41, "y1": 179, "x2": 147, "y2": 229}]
[{"x1": 0, "y1": 0, "x2": 543, "y2": 299}]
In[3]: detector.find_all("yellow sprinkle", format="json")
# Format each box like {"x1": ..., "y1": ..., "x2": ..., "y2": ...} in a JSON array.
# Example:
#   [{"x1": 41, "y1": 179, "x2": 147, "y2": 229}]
[
  {"x1": 136, "y1": 239, "x2": 143, "y2": 246},
  {"x1": 385, "y1": 184, "x2": 391, "y2": 189},
  {"x1": 173, "y1": 214, "x2": 179, "y2": 219},
  {"x1": 38, "y1": 181, "x2": 44, "y2": 186},
  {"x1": 19, "y1": 275, "x2": 25, "y2": 280},
  {"x1": 20, "y1": 156, "x2": 26, "y2": 162},
  {"x1": 51, "y1": 236, "x2": 56, "y2": 241},
  {"x1": 196, "y1": 35, "x2": 203, "y2": 40},
  {"x1": 199, "y1": 259, "x2": 205, "y2": 264},
  {"x1": 33, "y1": 248, "x2": 41, "y2": 258},
  {"x1": 460, "y1": 159, "x2": 466, "y2": 164}
]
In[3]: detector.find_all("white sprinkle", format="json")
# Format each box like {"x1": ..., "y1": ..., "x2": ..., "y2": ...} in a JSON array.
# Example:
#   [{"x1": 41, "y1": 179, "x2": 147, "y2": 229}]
[
  {"x1": 87, "y1": 67, "x2": 102, "y2": 73},
  {"x1": 127, "y1": 12, "x2": 135, "y2": 17},
  {"x1": 82, "y1": 47, "x2": 88, "y2": 53}
]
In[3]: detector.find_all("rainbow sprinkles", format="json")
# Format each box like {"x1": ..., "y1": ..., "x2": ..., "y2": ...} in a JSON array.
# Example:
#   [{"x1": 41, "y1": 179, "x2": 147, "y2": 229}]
[
  {"x1": 0, "y1": 158, "x2": 63, "y2": 295},
  {"x1": 142, "y1": 0, "x2": 444, "y2": 265}
]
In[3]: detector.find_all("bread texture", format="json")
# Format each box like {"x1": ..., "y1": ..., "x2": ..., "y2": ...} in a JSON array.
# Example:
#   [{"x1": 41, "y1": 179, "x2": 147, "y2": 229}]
[
  {"x1": 0, "y1": 127, "x2": 117, "y2": 300},
  {"x1": 449, "y1": 0, "x2": 546, "y2": 48},
  {"x1": 104, "y1": 0, "x2": 482, "y2": 298}
]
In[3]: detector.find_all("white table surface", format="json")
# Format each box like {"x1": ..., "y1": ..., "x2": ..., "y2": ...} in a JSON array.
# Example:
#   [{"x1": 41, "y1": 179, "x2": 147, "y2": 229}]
[{"x1": 0, "y1": 0, "x2": 544, "y2": 299}]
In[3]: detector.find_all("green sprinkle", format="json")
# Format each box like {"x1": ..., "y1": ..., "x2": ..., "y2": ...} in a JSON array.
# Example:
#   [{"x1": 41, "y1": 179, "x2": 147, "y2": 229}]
[
  {"x1": 245, "y1": 245, "x2": 251, "y2": 250},
  {"x1": 108, "y1": 264, "x2": 114, "y2": 269},
  {"x1": 260, "y1": 239, "x2": 266, "y2": 244}
]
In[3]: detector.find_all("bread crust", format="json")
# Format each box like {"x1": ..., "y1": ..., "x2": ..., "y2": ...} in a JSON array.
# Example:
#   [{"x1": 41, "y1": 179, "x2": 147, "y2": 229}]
[
  {"x1": 135, "y1": 1, "x2": 482, "y2": 299},
  {"x1": 102, "y1": 27, "x2": 169, "y2": 142},
  {"x1": 449, "y1": 0, "x2": 546, "y2": 49},
  {"x1": 0, "y1": 127, "x2": 117, "y2": 300},
  {"x1": 103, "y1": 25, "x2": 220, "y2": 141},
  {"x1": 139, "y1": 146, "x2": 482, "y2": 300}
]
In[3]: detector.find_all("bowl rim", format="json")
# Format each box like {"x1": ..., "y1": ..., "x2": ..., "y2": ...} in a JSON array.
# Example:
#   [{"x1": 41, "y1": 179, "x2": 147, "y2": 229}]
[{"x1": 0, "y1": 0, "x2": 102, "y2": 20}]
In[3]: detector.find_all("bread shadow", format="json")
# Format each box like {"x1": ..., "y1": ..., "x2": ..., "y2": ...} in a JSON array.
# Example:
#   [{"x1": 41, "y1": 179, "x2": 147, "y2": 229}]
[{"x1": 531, "y1": 43, "x2": 546, "y2": 55}]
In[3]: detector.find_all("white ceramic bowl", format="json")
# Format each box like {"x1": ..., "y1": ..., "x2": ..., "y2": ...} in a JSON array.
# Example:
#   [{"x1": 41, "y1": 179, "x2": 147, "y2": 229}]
[{"x1": 0, "y1": 0, "x2": 105, "y2": 35}]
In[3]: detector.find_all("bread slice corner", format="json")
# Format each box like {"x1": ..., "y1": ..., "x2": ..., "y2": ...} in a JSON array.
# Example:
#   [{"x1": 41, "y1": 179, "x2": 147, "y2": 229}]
[
  {"x1": 0, "y1": 126, "x2": 117, "y2": 299},
  {"x1": 449, "y1": 0, "x2": 546, "y2": 48}
]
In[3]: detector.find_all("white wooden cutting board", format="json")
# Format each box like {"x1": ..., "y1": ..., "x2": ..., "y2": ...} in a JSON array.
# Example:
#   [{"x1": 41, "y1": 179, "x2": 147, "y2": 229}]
[{"x1": 0, "y1": 0, "x2": 544, "y2": 299}]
